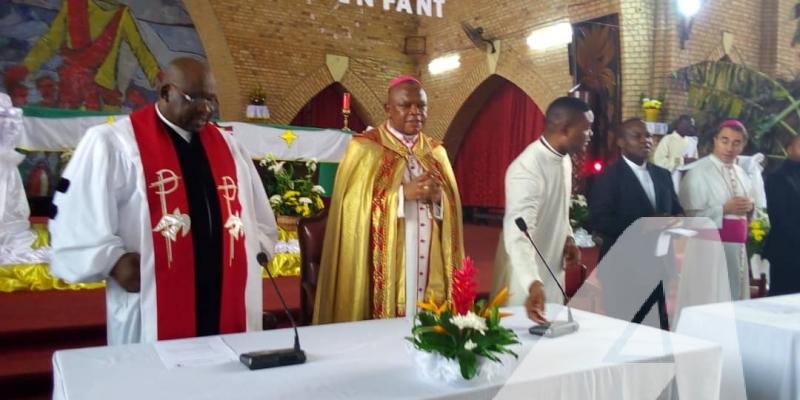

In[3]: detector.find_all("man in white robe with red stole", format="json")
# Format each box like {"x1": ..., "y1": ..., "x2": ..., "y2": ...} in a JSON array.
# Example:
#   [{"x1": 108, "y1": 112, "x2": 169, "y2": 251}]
[
  {"x1": 313, "y1": 76, "x2": 464, "y2": 324},
  {"x1": 50, "y1": 58, "x2": 278, "y2": 344}
]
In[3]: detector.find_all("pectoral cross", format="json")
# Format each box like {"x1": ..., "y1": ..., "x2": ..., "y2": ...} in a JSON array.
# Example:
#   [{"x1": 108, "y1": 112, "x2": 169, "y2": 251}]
[
  {"x1": 218, "y1": 176, "x2": 244, "y2": 267},
  {"x1": 150, "y1": 169, "x2": 191, "y2": 268}
]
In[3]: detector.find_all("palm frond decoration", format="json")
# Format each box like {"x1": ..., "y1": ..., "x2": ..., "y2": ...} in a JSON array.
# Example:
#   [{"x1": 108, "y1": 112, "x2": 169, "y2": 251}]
[{"x1": 671, "y1": 61, "x2": 800, "y2": 156}]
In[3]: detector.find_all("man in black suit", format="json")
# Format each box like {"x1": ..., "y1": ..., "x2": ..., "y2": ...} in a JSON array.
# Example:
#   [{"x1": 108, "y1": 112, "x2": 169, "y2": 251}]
[
  {"x1": 590, "y1": 118, "x2": 684, "y2": 261},
  {"x1": 764, "y1": 135, "x2": 800, "y2": 295}
]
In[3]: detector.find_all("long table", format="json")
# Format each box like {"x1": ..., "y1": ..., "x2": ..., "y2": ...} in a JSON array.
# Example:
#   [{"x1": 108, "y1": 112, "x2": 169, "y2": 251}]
[
  {"x1": 53, "y1": 305, "x2": 722, "y2": 400},
  {"x1": 676, "y1": 294, "x2": 800, "y2": 400}
]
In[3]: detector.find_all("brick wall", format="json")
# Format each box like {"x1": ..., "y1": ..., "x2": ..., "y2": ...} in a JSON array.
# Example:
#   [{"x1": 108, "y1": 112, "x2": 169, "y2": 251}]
[
  {"x1": 417, "y1": 0, "x2": 622, "y2": 140},
  {"x1": 188, "y1": 0, "x2": 417, "y2": 122},
  {"x1": 184, "y1": 0, "x2": 798, "y2": 142}
]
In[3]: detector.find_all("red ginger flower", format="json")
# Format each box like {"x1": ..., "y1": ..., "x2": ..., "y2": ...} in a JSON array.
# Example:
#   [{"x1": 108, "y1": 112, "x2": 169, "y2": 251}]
[{"x1": 452, "y1": 257, "x2": 478, "y2": 315}]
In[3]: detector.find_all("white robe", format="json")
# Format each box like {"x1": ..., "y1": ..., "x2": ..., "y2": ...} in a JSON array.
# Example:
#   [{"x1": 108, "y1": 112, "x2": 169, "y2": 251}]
[
  {"x1": 386, "y1": 124, "x2": 442, "y2": 319},
  {"x1": 50, "y1": 117, "x2": 278, "y2": 345},
  {"x1": 679, "y1": 155, "x2": 757, "y2": 300},
  {"x1": 493, "y1": 138, "x2": 572, "y2": 306}
]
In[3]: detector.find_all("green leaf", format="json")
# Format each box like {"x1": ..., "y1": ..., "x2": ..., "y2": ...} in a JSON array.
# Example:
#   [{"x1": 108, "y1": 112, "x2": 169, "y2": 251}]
[
  {"x1": 417, "y1": 312, "x2": 439, "y2": 327},
  {"x1": 458, "y1": 350, "x2": 478, "y2": 380}
]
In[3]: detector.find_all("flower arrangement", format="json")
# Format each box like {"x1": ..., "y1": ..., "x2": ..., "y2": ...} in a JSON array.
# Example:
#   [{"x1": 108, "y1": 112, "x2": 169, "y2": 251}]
[
  {"x1": 249, "y1": 85, "x2": 266, "y2": 106},
  {"x1": 407, "y1": 257, "x2": 520, "y2": 380},
  {"x1": 259, "y1": 154, "x2": 325, "y2": 217},
  {"x1": 747, "y1": 208, "x2": 770, "y2": 259},
  {"x1": 569, "y1": 194, "x2": 589, "y2": 229},
  {"x1": 641, "y1": 98, "x2": 663, "y2": 110},
  {"x1": 641, "y1": 94, "x2": 665, "y2": 122}
]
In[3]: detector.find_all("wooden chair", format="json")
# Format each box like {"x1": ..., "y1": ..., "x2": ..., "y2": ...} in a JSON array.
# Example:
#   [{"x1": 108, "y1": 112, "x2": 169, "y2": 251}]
[
  {"x1": 297, "y1": 209, "x2": 328, "y2": 325},
  {"x1": 564, "y1": 263, "x2": 588, "y2": 303},
  {"x1": 750, "y1": 272, "x2": 768, "y2": 298}
]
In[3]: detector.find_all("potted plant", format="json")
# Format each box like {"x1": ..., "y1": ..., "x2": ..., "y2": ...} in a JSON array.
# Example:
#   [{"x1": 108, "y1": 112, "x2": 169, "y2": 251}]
[
  {"x1": 259, "y1": 154, "x2": 325, "y2": 231},
  {"x1": 641, "y1": 96, "x2": 663, "y2": 122}
]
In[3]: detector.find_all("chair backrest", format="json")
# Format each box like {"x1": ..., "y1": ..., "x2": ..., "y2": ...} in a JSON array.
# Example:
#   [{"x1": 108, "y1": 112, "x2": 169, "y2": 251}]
[
  {"x1": 297, "y1": 209, "x2": 328, "y2": 325},
  {"x1": 564, "y1": 263, "x2": 588, "y2": 301},
  {"x1": 750, "y1": 272, "x2": 768, "y2": 298}
]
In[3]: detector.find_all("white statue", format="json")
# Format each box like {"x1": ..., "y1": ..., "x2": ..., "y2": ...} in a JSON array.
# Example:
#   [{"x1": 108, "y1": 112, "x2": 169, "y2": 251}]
[{"x1": 0, "y1": 92, "x2": 48, "y2": 265}]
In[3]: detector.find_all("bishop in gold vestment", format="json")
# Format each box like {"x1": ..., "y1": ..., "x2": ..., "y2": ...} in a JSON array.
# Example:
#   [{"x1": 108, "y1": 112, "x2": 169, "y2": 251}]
[{"x1": 313, "y1": 76, "x2": 464, "y2": 324}]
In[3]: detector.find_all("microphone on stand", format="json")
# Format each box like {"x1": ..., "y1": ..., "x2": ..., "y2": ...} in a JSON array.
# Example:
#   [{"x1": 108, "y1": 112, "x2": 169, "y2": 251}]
[
  {"x1": 239, "y1": 252, "x2": 306, "y2": 369},
  {"x1": 514, "y1": 217, "x2": 579, "y2": 338}
]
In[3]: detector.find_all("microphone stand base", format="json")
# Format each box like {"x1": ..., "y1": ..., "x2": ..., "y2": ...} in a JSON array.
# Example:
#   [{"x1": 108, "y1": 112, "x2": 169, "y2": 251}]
[
  {"x1": 529, "y1": 320, "x2": 580, "y2": 338},
  {"x1": 240, "y1": 348, "x2": 307, "y2": 370}
]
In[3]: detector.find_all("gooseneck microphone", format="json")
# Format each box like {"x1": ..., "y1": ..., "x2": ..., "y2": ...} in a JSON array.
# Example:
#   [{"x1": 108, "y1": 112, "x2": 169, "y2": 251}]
[
  {"x1": 239, "y1": 252, "x2": 306, "y2": 369},
  {"x1": 514, "y1": 217, "x2": 579, "y2": 337}
]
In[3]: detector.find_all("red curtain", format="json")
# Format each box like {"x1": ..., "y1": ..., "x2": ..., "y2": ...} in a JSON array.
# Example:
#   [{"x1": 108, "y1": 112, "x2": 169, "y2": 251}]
[
  {"x1": 453, "y1": 81, "x2": 546, "y2": 208},
  {"x1": 290, "y1": 83, "x2": 367, "y2": 132}
]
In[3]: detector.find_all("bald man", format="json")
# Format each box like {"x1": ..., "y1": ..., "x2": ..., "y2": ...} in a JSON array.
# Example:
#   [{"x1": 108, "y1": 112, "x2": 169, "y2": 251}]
[
  {"x1": 50, "y1": 58, "x2": 278, "y2": 344},
  {"x1": 589, "y1": 118, "x2": 683, "y2": 260},
  {"x1": 313, "y1": 76, "x2": 464, "y2": 324}
]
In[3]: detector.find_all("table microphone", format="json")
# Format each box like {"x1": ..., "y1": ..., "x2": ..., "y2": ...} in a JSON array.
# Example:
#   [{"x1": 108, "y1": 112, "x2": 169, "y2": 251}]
[
  {"x1": 514, "y1": 217, "x2": 579, "y2": 338},
  {"x1": 239, "y1": 252, "x2": 307, "y2": 370}
]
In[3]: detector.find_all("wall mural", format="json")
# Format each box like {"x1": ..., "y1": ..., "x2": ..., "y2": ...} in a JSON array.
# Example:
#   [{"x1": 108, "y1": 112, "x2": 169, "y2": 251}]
[
  {"x1": 0, "y1": 0, "x2": 206, "y2": 112},
  {"x1": 1, "y1": 0, "x2": 206, "y2": 209}
]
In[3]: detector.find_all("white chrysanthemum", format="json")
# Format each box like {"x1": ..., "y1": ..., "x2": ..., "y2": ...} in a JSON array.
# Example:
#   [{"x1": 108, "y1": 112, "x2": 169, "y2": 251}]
[
  {"x1": 299, "y1": 197, "x2": 313, "y2": 205},
  {"x1": 312, "y1": 185, "x2": 326, "y2": 195},
  {"x1": 269, "y1": 195, "x2": 283, "y2": 205},
  {"x1": 464, "y1": 339, "x2": 477, "y2": 351},
  {"x1": 268, "y1": 161, "x2": 285, "y2": 174},
  {"x1": 450, "y1": 311, "x2": 487, "y2": 335},
  {"x1": 260, "y1": 153, "x2": 276, "y2": 166},
  {"x1": 305, "y1": 157, "x2": 318, "y2": 173}
]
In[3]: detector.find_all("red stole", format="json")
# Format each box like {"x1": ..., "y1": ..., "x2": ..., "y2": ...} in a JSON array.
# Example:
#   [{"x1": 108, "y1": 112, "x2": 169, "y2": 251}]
[{"x1": 130, "y1": 104, "x2": 248, "y2": 340}]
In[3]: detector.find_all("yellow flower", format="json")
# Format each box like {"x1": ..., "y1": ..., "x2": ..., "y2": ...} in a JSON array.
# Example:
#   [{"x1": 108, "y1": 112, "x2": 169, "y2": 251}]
[
  {"x1": 480, "y1": 287, "x2": 509, "y2": 317},
  {"x1": 294, "y1": 205, "x2": 303, "y2": 214},
  {"x1": 417, "y1": 298, "x2": 448, "y2": 316},
  {"x1": 750, "y1": 220, "x2": 761, "y2": 230},
  {"x1": 431, "y1": 325, "x2": 446, "y2": 334},
  {"x1": 302, "y1": 204, "x2": 311, "y2": 217},
  {"x1": 314, "y1": 196, "x2": 325, "y2": 210},
  {"x1": 283, "y1": 190, "x2": 300, "y2": 199}
]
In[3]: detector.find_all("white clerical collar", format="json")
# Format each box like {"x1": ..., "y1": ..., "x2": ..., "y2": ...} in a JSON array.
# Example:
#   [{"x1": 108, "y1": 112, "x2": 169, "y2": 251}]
[
  {"x1": 386, "y1": 121, "x2": 418, "y2": 148},
  {"x1": 622, "y1": 155, "x2": 648, "y2": 171},
  {"x1": 155, "y1": 103, "x2": 192, "y2": 142},
  {"x1": 540, "y1": 136, "x2": 565, "y2": 158}
]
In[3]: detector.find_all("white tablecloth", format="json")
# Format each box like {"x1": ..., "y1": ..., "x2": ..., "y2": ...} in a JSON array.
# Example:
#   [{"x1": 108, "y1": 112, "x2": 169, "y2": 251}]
[
  {"x1": 53, "y1": 305, "x2": 722, "y2": 400},
  {"x1": 676, "y1": 294, "x2": 800, "y2": 400}
]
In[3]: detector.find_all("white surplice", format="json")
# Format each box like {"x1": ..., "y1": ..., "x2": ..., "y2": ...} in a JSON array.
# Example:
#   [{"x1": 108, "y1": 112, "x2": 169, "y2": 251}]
[
  {"x1": 386, "y1": 123, "x2": 442, "y2": 319},
  {"x1": 679, "y1": 155, "x2": 757, "y2": 300},
  {"x1": 49, "y1": 110, "x2": 278, "y2": 345},
  {"x1": 493, "y1": 138, "x2": 573, "y2": 305}
]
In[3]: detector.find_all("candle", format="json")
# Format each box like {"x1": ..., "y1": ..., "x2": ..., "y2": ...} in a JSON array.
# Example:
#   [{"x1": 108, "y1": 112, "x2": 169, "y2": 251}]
[{"x1": 342, "y1": 92, "x2": 351, "y2": 112}]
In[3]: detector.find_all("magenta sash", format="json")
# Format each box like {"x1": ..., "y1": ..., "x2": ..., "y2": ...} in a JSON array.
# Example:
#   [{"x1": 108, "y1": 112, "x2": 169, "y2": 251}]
[{"x1": 718, "y1": 218, "x2": 748, "y2": 244}]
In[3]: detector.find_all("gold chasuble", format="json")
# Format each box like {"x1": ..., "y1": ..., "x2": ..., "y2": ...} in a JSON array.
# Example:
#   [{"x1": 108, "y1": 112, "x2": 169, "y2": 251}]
[{"x1": 313, "y1": 123, "x2": 464, "y2": 324}]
